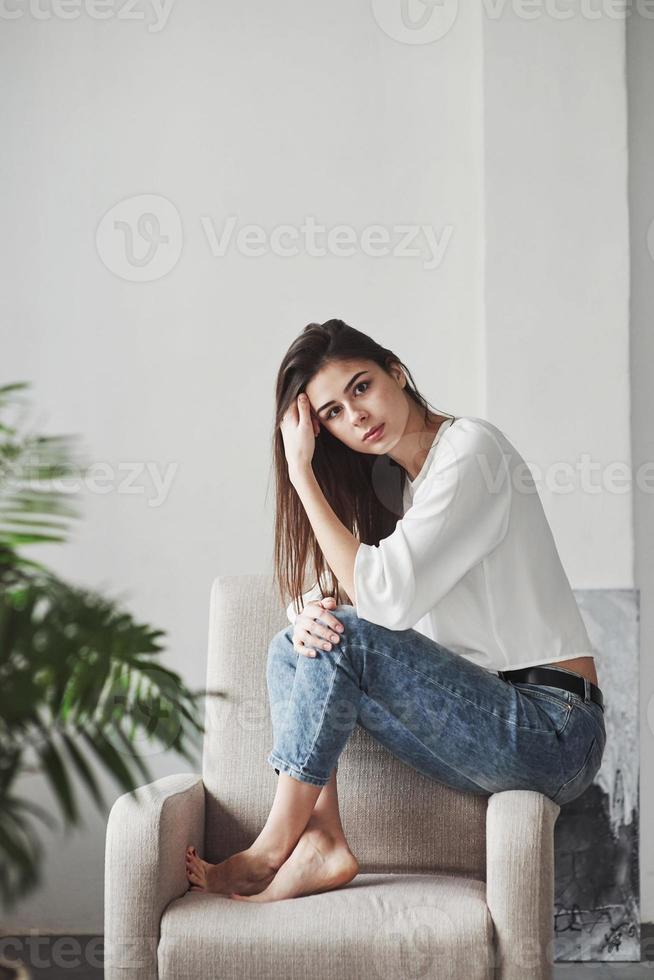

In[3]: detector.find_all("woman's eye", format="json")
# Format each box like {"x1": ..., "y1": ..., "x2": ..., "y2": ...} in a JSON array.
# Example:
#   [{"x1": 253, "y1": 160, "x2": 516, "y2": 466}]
[{"x1": 325, "y1": 381, "x2": 370, "y2": 420}]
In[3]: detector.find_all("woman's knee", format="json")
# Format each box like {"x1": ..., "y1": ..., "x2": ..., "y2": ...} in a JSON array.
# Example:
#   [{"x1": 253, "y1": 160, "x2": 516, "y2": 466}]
[
  {"x1": 267, "y1": 625, "x2": 294, "y2": 664},
  {"x1": 329, "y1": 603, "x2": 360, "y2": 628}
]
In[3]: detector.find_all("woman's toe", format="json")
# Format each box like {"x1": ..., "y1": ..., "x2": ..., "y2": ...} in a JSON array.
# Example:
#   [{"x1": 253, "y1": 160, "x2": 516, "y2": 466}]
[{"x1": 186, "y1": 859, "x2": 201, "y2": 881}]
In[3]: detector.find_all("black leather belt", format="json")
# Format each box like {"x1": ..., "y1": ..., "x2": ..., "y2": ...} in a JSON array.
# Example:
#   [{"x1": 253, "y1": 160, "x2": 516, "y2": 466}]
[{"x1": 497, "y1": 666, "x2": 604, "y2": 711}]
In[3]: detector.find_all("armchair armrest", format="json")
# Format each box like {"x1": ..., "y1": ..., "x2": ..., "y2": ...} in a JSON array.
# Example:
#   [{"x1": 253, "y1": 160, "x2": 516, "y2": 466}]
[
  {"x1": 104, "y1": 773, "x2": 205, "y2": 980},
  {"x1": 486, "y1": 790, "x2": 561, "y2": 980}
]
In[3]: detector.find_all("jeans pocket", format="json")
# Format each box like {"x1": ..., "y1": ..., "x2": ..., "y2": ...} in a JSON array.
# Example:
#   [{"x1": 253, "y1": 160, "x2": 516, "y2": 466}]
[
  {"x1": 511, "y1": 683, "x2": 573, "y2": 736},
  {"x1": 568, "y1": 690, "x2": 606, "y2": 727},
  {"x1": 552, "y1": 735, "x2": 603, "y2": 806}
]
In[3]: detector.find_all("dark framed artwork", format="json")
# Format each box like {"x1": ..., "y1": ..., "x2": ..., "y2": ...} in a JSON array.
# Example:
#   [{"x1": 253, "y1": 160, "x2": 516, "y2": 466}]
[{"x1": 554, "y1": 589, "x2": 640, "y2": 962}]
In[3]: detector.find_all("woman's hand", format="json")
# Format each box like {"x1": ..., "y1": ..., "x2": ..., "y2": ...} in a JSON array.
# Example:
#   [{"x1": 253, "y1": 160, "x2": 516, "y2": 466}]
[
  {"x1": 280, "y1": 393, "x2": 321, "y2": 476},
  {"x1": 292, "y1": 596, "x2": 345, "y2": 658}
]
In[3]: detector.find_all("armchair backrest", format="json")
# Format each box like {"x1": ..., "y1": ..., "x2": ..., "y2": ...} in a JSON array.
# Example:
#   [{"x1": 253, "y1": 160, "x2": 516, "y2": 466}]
[{"x1": 201, "y1": 574, "x2": 488, "y2": 879}]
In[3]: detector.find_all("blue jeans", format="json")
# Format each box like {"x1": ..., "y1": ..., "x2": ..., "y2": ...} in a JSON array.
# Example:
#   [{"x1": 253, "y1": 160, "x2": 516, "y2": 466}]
[{"x1": 266, "y1": 605, "x2": 606, "y2": 806}]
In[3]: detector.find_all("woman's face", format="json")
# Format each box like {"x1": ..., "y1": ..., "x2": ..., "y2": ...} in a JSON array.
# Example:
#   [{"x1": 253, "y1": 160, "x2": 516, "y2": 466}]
[{"x1": 304, "y1": 358, "x2": 410, "y2": 455}]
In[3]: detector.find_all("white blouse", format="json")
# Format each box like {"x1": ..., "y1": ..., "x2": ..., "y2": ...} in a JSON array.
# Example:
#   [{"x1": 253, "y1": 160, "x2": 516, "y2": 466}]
[{"x1": 286, "y1": 415, "x2": 594, "y2": 674}]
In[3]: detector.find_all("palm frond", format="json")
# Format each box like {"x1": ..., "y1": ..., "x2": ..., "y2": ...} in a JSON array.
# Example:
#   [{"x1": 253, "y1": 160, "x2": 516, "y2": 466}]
[{"x1": 0, "y1": 382, "x2": 214, "y2": 912}]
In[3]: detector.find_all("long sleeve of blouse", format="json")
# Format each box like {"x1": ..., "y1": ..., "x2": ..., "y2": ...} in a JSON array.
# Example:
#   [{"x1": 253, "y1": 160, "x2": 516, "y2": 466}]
[{"x1": 352, "y1": 420, "x2": 511, "y2": 631}]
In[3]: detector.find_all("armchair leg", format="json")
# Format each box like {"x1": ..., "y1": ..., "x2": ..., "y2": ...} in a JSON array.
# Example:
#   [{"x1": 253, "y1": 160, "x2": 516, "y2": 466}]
[{"x1": 486, "y1": 790, "x2": 561, "y2": 980}]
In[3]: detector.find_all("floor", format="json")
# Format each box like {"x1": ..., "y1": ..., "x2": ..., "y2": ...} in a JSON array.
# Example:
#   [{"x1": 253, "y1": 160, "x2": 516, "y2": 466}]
[{"x1": 0, "y1": 925, "x2": 652, "y2": 978}]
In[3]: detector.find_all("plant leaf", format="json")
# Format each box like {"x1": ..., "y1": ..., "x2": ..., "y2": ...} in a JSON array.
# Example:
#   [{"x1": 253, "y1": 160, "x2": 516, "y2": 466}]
[
  {"x1": 60, "y1": 731, "x2": 107, "y2": 813},
  {"x1": 36, "y1": 738, "x2": 79, "y2": 825}
]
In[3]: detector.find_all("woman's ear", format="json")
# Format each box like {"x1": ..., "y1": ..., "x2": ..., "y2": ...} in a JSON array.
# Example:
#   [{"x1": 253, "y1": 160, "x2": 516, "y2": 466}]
[{"x1": 388, "y1": 361, "x2": 405, "y2": 388}]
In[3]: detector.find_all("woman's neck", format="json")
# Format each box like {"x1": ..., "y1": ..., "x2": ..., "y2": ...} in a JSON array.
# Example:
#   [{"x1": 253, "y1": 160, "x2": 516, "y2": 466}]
[{"x1": 388, "y1": 407, "x2": 450, "y2": 481}]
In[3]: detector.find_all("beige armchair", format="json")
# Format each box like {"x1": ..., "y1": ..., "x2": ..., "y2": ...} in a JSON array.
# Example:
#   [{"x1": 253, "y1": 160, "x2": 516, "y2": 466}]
[{"x1": 105, "y1": 574, "x2": 561, "y2": 980}]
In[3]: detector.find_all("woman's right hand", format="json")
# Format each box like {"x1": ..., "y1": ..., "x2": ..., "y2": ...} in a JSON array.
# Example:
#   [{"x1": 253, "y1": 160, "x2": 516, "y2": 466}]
[{"x1": 292, "y1": 595, "x2": 345, "y2": 658}]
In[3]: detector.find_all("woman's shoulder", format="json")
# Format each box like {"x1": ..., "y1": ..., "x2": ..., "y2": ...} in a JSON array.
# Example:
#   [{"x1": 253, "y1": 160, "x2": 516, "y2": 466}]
[
  {"x1": 440, "y1": 415, "x2": 510, "y2": 456},
  {"x1": 412, "y1": 415, "x2": 513, "y2": 499}
]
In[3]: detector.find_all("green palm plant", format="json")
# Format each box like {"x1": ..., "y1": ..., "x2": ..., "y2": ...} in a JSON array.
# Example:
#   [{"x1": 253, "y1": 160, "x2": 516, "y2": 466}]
[{"x1": 0, "y1": 382, "x2": 208, "y2": 912}]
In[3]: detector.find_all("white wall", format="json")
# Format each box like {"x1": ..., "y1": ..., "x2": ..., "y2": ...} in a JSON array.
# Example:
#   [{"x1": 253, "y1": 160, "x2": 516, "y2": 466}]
[
  {"x1": 1, "y1": 0, "x2": 484, "y2": 932},
  {"x1": 482, "y1": 12, "x2": 632, "y2": 588},
  {"x1": 626, "y1": 1, "x2": 654, "y2": 926},
  {"x1": 481, "y1": 3, "x2": 644, "y2": 919},
  {"x1": 1, "y1": 0, "x2": 643, "y2": 932}
]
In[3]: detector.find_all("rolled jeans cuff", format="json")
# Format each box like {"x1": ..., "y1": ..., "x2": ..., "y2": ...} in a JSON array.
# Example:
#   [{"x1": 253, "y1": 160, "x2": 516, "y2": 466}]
[{"x1": 266, "y1": 753, "x2": 330, "y2": 787}]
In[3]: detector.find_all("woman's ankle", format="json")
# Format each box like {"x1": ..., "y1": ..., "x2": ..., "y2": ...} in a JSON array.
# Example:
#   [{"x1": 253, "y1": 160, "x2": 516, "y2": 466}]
[{"x1": 305, "y1": 813, "x2": 348, "y2": 846}]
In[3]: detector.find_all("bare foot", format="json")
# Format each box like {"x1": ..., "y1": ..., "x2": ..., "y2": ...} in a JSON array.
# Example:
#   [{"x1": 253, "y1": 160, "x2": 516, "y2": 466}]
[
  {"x1": 228, "y1": 823, "x2": 359, "y2": 903},
  {"x1": 185, "y1": 845, "x2": 278, "y2": 896}
]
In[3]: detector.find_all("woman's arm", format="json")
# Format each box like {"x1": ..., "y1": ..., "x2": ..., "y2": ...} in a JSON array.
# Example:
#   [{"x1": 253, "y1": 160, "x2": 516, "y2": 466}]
[{"x1": 353, "y1": 421, "x2": 511, "y2": 630}]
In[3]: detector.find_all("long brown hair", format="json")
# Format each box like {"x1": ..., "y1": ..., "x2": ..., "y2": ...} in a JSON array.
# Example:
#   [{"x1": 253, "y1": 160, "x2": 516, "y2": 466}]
[{"x1": 271, "y1": 319, "x2": 453, "y2": 617}]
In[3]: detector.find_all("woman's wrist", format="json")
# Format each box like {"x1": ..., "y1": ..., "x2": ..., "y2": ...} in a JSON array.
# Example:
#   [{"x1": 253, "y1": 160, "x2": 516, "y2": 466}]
[{"x1": 288, "y1": 462, "x2": 314, "y2": 488}]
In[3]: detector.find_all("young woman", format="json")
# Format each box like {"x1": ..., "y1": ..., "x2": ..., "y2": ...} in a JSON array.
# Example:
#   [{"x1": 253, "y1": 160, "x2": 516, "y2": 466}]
[{"x1": 185, "y1": 318, "x2": 606, "y2": 902}]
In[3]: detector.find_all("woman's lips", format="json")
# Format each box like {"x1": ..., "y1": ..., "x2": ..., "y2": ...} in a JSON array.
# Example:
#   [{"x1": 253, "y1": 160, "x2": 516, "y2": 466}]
[{"x1": 364, "y1": 423, "x2": 385, "y2": 442}]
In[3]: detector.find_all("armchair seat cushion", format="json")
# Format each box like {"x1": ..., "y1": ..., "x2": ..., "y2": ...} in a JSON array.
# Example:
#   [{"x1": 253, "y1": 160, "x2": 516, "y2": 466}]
[{"x1": 158, "y1": 872, "x2": 495, "y2": 980}]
